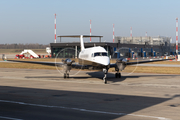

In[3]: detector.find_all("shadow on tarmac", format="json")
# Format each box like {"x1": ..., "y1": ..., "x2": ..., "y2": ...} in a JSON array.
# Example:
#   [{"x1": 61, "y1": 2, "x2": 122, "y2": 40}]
[
  {"x1": 0, "y1": 86, "x2": 179, "y2": 120},
  {"x1": 25, "y1": 71, "x2": 180, "y2": 84}
]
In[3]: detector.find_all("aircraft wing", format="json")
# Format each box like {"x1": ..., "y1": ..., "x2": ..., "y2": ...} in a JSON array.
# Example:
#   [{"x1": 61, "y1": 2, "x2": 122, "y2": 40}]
[
  {"x1": 110, "y1": 58, "x2": 173, "y2": 68},
  {"x1": 7, "y1": 58, "x2": 173, "y2": 69},
  {"x1": 6, "y1": 59, "x2": 105, "y2": 70},
  {"x1": 7, "y1": 60, "x2": 85, "y2": 68},
  {"x1": 7, "y1": 60, "x2": 59, "y2": 66},
  {"x1": 126, "y1": 58, "x2": 173, "y2": 65}
]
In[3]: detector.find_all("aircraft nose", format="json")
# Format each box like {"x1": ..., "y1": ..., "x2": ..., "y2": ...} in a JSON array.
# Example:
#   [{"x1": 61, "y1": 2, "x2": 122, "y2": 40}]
[{"x1": 101, "y1": 57, "x2": 110, "y2": 66}]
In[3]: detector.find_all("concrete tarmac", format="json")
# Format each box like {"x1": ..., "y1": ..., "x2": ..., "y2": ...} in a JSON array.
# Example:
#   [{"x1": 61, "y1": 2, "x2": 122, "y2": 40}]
[
  {"x1": 0, "y1": 68, "x2": 180, "y2": 120},
  {"x1": 131, "y1": 64, "x2": 180, "y2": 67}
]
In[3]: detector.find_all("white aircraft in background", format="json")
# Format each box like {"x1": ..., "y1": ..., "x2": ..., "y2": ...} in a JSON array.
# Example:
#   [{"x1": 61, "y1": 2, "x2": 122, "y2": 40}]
[{"x1": 7, "y1": 35, "x2": 172, "y2": 84}]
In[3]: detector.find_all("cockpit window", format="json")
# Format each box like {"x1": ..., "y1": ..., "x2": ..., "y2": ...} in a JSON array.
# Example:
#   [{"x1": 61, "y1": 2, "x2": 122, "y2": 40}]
[
  {"x1": 94, "y1": 53, "x2": 100, "y2": 56},
  {"x1": 94, "y1": 52, "x2": 107, "y2": 57},
  {"x1": 102, "y1": 52, "x2": 107, "y2": 56}
]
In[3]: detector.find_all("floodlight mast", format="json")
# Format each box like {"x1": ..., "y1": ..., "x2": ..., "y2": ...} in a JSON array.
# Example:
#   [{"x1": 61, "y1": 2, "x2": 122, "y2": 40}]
[
  {"x1": 130, "y1": 27, "x2": 132, "y2": 37},
  {"x1": 90, "y1": 19, "x2": 92, "y2": 42},
  {"x1": 176, "y1": 17, "x2": 178, "y2": 56},
  {"x1": 113, "y1": 24, "x2": 114, "y2": 43},
  {"x1": 54, "y1": 13, "x2": 56, "y2": 43}
]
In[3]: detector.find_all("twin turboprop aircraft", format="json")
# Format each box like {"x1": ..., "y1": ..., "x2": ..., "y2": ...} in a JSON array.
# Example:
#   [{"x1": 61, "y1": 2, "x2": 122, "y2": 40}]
[{"x1": 7, "y1": 35, "x2": 172, "y2": 84}]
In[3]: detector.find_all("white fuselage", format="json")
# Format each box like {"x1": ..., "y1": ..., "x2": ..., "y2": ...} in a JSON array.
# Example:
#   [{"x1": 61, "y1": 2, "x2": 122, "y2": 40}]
[{"x1": 78, "y1": 46, "x2": 110, "y2": 66}]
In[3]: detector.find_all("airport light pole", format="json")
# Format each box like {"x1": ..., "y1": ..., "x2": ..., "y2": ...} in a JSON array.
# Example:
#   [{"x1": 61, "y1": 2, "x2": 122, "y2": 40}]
[
  {"x1": 113, "y1": 24, "x2": 114, "y2": 43},
  {"x1": 90, "y1": 19, "x2": 91, "y2": 42},
  {"x1": 176, "y1": 17, "x2": 178, "y2": 56},
  {"x1": 54, "y1": 13, "x2": 57, "y2": 43},
  {"x1": 130, "y1": 27, "x2": 132, "y2": 37}
]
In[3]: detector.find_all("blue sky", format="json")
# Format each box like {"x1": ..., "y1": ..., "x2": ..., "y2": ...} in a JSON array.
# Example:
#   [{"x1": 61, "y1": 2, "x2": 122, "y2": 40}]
[{"x1": 0, "y1": 0, "x2": 180, "y2": 44}]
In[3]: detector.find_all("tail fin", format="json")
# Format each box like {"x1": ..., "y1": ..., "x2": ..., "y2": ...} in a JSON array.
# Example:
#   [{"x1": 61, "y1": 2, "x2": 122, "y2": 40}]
[{"x1": 80, "y1": 35, "x2": 85, "y2": 51}]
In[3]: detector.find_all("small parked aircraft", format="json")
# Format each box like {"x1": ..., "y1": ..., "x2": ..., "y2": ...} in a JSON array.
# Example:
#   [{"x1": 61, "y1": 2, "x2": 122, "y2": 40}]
[{"x1": 7, "y1": 35, "x2": 172, "y2": 84}]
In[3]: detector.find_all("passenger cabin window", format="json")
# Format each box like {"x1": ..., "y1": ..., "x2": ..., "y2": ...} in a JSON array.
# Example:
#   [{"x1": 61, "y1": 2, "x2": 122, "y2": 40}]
[{"x1": 94, "y1": 52, "x2": 107, "y2": 57}]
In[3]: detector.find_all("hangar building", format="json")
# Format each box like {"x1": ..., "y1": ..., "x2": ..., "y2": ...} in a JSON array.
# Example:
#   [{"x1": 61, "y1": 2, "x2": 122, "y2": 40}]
[{"x1": 50, "y1": 35, "x2": 179, "y2": 58}]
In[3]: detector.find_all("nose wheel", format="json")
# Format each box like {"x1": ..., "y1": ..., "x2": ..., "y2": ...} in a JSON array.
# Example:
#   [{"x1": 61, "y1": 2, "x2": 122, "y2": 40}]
[{"x1": 103, "y1": 68, "x2": 108, "y2": 84}]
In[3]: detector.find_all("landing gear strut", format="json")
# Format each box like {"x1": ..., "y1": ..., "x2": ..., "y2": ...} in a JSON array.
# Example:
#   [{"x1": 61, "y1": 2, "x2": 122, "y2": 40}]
[
  {"x1": 103, "y1": 68, "x2": 108, "y2": 84},
  {"x1": 64, "y1": 72, "x2": 69, "y2": 78},
  {"x1": 115, "y1": 68, "x2": 121, "y2": 78}
]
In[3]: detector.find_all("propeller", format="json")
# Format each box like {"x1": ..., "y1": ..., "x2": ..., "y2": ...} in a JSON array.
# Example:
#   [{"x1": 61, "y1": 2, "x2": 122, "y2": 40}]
[
  {"x1": 55, "y1": 48, "x2": 82, "y2": 77},
  {"x1": 116, "y1": 58, "x2": 127, "y2": 71},
  {"x1": 117, "y1": 48, "x2": 139, "y2": 75}
]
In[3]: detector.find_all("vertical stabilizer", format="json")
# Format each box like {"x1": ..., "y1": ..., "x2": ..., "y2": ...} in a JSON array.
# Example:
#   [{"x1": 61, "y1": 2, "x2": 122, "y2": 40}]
[{"x1": 80, "y1": 35, "x2": 85, "y2": 51}]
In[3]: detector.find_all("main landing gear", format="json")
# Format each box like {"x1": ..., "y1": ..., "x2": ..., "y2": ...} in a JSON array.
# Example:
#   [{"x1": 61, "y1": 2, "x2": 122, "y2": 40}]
[
  {"x1": 64, "y1": 73, "x2": 69, "y2": 78},
  {"x1": 115, "y1": 72, "x2": 121, "y2": 78},
  {"x1": 115, "y1": 67, "x2": 121, "y2": 78},
  {"x1": 63, "y1": 65, "x2": 70, "y2": 79}
]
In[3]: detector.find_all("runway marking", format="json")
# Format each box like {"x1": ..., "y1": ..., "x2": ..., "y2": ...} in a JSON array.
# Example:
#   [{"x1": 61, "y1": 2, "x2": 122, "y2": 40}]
[
  {"x1": 0, "y1": 116, "x2": 22, "y2": 120},
  {"x1": 0, "y1": 99, "x2": 170, "y2": 120}
]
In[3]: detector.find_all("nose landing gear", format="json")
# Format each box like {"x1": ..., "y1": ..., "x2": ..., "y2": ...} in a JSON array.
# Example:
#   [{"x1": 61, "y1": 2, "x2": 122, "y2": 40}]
[{"x1": 103, "y1": 68, "x2": 108, "y2": 84}]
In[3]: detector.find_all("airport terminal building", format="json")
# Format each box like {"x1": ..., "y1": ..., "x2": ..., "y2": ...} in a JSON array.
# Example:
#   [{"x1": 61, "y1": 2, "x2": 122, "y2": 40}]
[{"x1": 50, "y1": 35, "x2": 179, "y2": 58}]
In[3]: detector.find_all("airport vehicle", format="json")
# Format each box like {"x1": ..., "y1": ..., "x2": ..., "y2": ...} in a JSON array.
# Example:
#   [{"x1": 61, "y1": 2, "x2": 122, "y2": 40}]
[
  {"x1": 19, "y1": 49, "x2": 39, "y2": 58},
  {"x1": 2, "y1": 54, "x2": 7, "y2": 61},
  {"x1": 7, "y1": 35, "x2": 173, "y2": 84}
]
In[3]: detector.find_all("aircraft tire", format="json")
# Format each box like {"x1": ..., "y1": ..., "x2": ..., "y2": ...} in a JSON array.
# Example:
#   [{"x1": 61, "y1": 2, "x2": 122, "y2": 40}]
[
  {"x1": 67, "y1": 73, "x2": 69, "y2": 78},
  {"x1": 118, "y1": 73, "x2": 121, "y2": 78},
  {"x1": 115, "y1": 73, "x2": 118, "y2": 78},
  {"x1": 64, "y1": 73, "x2": 66, "y2": 78}
]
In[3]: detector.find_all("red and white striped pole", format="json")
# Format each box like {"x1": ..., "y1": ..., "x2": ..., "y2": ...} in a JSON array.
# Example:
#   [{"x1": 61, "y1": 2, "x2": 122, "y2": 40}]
[
  {"x1": 90, "y1": 19, "x2": 91, "y2": 42},
  {"x1": 176, "y1": 17, "x2": 178, "y2": 57},
  {"x1": 113, "y1": 24, "x2": 114, "y2": 43},
  {"x1": 130, "y1": 27, "x2": 132, "y2": 37},
  {"x1": 145, "y1": 32, "x2": 147, "y2": 37},
  {"x1": 54, "y1": 13, "x2": 56, "y2": 43}
]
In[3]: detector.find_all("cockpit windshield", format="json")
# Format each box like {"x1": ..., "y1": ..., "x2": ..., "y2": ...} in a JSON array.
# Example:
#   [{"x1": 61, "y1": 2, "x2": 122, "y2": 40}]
[{"x1": 94, "y1": 52, "x2": 108, "y2": 57}]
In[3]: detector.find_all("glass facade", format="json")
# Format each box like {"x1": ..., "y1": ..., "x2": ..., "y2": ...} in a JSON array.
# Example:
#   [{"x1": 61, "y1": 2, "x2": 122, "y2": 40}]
[
  {"x1": 52, "y1": 46, "x2": 81, "y2": 58},
  {"x1": 51, "y1": 42, "x2": 173, "y2": 59}
]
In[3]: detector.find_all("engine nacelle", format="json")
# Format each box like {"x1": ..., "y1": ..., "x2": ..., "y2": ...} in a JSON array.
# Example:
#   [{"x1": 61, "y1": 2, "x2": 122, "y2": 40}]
[
  {"x1": 62, "y1": 59, "x2": 75, "y2": 65},
  {"x1": 116, "y1": 58, "x2": 127, "y2": 71}
]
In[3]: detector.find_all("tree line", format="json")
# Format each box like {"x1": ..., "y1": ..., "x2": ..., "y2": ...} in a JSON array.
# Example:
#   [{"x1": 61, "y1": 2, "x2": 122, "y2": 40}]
[{"x1": 0, "y1": 43, "x2": 49, "y2": 49}]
